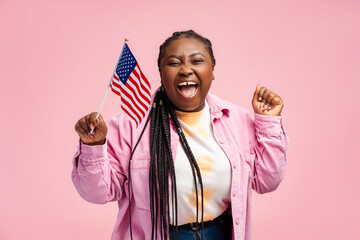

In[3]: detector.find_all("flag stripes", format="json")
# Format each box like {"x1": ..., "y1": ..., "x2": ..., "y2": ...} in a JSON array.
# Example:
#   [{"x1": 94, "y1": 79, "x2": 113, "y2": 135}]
[{"x1": 109, "y1": 43, "x2": 151, "y2": 126}]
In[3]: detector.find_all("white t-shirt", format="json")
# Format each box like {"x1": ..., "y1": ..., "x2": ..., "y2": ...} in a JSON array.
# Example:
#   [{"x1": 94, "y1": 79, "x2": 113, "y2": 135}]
[{"x1": 169, "y1": 100, "x2": 232, "y2": 225}]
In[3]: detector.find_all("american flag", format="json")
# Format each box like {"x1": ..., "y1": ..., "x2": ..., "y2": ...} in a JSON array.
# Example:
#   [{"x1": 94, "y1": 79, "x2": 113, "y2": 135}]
[{"x1": 110, "y1": 43, "x2": 151, "y2": 126}]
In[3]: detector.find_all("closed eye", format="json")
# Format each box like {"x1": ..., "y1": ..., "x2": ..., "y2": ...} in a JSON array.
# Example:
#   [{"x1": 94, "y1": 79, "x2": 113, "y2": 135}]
[
  {"x1": 167, "y1": 62, "x2": 180, "y2": 66},
  {"x1": 192, "y1": 59, "x2": 204, "y2": 64}
]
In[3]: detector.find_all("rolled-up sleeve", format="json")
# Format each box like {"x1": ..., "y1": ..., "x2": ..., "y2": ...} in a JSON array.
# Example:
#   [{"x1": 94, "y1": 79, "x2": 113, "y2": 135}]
[{"x1": 250, "y1": 113, "x2": 289, "y2": 194}]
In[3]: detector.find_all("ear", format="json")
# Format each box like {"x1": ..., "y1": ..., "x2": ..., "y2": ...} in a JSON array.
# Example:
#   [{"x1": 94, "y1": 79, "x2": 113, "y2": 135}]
[{"x1": 211, "y1": 68, "x2": 215, "y2": 80}]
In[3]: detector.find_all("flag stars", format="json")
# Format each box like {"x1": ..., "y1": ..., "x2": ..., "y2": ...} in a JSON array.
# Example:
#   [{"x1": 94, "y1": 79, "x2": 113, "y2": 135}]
[{"x1": 114, "y1": 45, "x2": 138, "y2": 84}]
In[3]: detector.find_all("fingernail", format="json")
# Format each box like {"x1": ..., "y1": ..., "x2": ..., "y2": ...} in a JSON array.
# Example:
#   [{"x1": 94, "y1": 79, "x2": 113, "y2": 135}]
[
  {"x1": 264, "y1": 104, "x2": 268, "y2": 109},
  {"x1": 258, "y1": 97, "x2": 262, "y2": 101},
  {"x1": 96, "y1": 119, "x2": 99, "y2": 124},
  {"x1": 90, "y1": 123, "x2": 94, "y2": 129},
  {"x1": 259, "y1": 103, "x2": 261, "y2": 109}
]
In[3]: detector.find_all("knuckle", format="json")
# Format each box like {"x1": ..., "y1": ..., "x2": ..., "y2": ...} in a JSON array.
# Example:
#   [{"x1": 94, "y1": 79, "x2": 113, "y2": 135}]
[
  {"x1": 75, "y1": 122, "x2": 82, "y2": 131},
  {"x1": 80, "y1": 122, "x2": 88, "y2": 130}
]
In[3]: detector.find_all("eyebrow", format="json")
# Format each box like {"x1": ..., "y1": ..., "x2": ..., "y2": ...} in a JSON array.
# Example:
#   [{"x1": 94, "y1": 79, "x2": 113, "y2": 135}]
[
  {"x1": 166, "y1": 55, "x2": 181, "y2": 60},
  {"x1": 190, "y1": 52, "x2": 205, "y2": 58},
  {"x1": 166, "y1": 52, "x2": 205, "y2": 60}
]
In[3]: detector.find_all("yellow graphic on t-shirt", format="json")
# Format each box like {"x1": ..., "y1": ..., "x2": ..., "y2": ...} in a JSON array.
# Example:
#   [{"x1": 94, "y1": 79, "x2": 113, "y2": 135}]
[
  {"x1": 181, "y1": 116, "x2": 200, "y2": 127},
  {"x1": 188, "y1": 188, "x2": 216, "y2": 208},
  {"x1": 196, "y1": 155, "x2": 215, "y2": 176},
  {"x1": 176, "y1": 111, "x2": 202, "y2": 127},
  {"x1": 176, "y1": 111, "x2": 209, "y2": 139}
]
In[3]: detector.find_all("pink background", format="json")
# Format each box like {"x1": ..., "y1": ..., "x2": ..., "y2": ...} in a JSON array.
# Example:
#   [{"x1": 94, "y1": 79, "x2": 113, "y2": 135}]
[{"x1": 1, "y1": 0, "x2": 359, "y2": 239}]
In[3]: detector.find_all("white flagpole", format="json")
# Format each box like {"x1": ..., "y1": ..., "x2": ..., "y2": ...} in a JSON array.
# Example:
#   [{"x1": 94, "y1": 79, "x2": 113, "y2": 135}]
[{"x1": 90, "y1": 38, "x2": 128, "y2": 134}]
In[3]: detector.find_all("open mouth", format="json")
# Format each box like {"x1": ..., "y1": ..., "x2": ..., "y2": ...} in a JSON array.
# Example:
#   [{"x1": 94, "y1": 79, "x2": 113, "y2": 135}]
[{"x1": 177, "y1": 81, "x2": 198, "y2": 98}]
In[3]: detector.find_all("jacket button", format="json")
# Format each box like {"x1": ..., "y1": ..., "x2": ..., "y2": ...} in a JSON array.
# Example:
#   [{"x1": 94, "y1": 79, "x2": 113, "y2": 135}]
[
  {"x1": 233, "y1": 164, "x2": 236, "y2": 169},
  {"x1": 235, "y1": 219, "x2": 240, "y2": 225},
  {"x1": 233, "y1": 192, "x2": 237, "y2": 197},
  {"x1": 219, "y1": 138, "x2": 224, "y2": 144}
]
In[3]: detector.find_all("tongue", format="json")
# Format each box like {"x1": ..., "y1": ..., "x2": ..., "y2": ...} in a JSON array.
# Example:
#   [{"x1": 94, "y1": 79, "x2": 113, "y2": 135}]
[{"x1": 179, "y1": 85, "x2": 197, "y2": 97}]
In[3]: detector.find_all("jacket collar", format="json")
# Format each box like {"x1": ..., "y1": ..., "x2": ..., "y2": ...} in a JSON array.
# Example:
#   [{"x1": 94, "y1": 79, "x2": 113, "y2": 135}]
[{"x1": 206, "y1": 92, "x2": 230, "y2": 119}]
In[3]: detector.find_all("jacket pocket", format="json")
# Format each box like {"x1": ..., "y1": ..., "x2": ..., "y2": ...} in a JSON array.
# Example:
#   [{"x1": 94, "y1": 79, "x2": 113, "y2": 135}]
[{"x1": 130, "y1": 159, "x2": 150, "y2": 210}]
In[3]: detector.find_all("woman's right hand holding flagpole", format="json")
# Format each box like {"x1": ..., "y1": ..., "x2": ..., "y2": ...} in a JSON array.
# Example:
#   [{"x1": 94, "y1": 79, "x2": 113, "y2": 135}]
[{"x1": 74, "y1": 112, "x2": 108, "y2": 145}]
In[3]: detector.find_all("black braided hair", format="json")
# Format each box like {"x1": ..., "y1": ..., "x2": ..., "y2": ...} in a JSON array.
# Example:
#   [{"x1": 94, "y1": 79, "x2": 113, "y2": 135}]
[
  {"x1": 153, "y1": 30, "x2": 216, "y2": 240},
  {"x1": 149, "y1": 87, "x2": 206, "y2": 240},
  {"x1": 129, "y1": 30, "x2": 216, "y2": 240}
]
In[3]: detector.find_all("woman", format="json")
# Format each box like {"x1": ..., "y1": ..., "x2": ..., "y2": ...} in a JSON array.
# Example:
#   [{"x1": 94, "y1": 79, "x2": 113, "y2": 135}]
[{"x1": 72, "y1": 30, "x2": 289, "y2": 240}]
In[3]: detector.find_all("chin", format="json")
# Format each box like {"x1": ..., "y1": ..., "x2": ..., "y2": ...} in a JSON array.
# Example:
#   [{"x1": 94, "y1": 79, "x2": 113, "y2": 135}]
[{"x1": 176, "y1": 101, "x2": 204, "y2": 112}]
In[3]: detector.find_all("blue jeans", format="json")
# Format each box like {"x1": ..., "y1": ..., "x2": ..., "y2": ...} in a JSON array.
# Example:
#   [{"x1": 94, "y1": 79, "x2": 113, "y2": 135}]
[{"x1": 169, "y1": 211, "x2": 232, "y2": 240}]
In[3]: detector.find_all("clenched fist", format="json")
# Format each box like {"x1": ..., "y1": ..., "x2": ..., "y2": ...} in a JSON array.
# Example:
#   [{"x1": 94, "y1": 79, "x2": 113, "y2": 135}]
[
  {"x1": 74, "y1": 112, "x2": 107, "y2": 145},
  {"x1": 252, "y1": 84, "x2": 284, "y2": 116}
]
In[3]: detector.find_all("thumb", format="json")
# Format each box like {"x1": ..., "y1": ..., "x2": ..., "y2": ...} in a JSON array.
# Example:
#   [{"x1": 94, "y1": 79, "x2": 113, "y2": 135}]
[{"x1": 90, "y1": 114, "x2": 107, "y2": 134}]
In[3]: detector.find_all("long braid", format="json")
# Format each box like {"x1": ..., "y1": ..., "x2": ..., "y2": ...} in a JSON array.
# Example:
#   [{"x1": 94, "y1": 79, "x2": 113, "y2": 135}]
[
  {"x1": 159, "y1": 90, "x2": 178, "y2": 239},
  {"x1": 164, "y1": 95, "x2": 205, "y2": 237},
  {"x1": 147, "y1": 88, "x2": 205, "y2": 240},
  {"x1": 154, "y1": 98, "x2": 161, "y2": 240},
  {"x1": 163, "y1": 97, "x2": 200, "y2": 224},
  {"x1": 149, "y1": 89, "x2": 170, "y2": 240},
  {"x1": 159, "y1": 98, "x2": 170, "y2": 239},
  {"x1": 149, "y1": 93, "x2": 159, "y2": 240}
]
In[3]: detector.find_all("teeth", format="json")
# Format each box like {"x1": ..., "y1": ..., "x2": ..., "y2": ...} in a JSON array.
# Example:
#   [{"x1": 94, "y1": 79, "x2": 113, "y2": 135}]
[{"x1": 178, "y1": 82, "x2": 197, "y2": 86}]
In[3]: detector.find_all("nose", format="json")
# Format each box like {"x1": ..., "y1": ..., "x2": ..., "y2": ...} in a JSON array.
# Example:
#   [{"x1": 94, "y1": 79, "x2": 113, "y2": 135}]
[{"x1": 179, "y1": 64, "x2": 193, "y2": 76}]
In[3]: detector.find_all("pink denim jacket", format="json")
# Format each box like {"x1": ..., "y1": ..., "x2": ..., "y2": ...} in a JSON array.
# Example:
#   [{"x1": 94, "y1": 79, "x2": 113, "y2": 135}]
[{"x1": 72, "y1": 92, "x2": 289, "y2": 240}]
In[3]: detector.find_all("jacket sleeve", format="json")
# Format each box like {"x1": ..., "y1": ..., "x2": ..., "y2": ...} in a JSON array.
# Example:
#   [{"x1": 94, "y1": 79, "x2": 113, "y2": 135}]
[
  {"x1": 248, "y1": 112, "x2": 289, "y2": 194},
  {"x1": 71, "y1": 116, "x2": 129, "y2": 204}
]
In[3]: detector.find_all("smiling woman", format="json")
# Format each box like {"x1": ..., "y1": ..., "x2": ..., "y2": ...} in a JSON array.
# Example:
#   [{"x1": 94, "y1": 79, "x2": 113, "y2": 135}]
[
  {"x1": 72, "y1": 30, "x2": 289, "y2": 240},
  {"x1": 160, "y1": 37, "x2": 215, "y2": 112}
]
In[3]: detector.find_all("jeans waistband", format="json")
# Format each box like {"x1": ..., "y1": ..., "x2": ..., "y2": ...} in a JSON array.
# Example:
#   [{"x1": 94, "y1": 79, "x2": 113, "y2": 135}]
[{"x1": 171, "y1": 210, "x2": 232, "y2": 231}]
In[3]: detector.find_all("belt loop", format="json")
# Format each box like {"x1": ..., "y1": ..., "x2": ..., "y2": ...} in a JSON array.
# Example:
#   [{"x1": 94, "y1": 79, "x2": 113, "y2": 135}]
[
  {"x1": 189, "y1": 223, "x2": 201, "y2": 240},
  {"x1": 189, "y1": 222, "x2": 198, "y2": 230}
]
